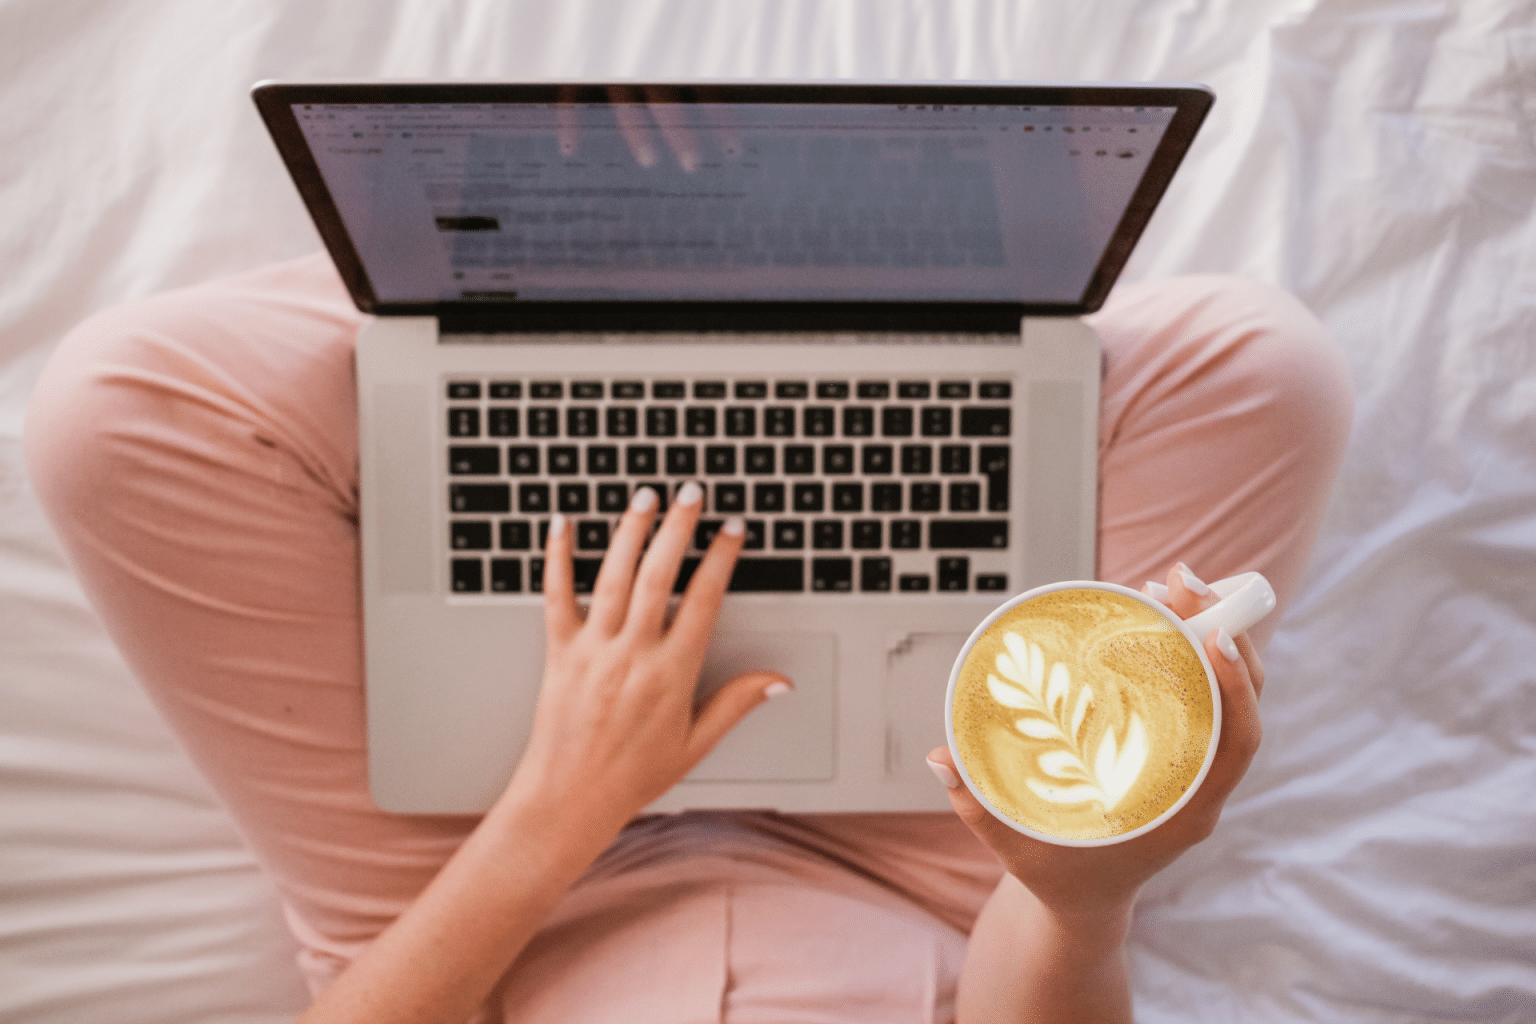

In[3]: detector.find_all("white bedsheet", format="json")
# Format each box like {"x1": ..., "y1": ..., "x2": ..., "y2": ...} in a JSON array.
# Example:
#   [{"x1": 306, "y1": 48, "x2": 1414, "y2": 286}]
[{"x1": 2, "y1": 1, "x2": 1532, "y2": 1021}]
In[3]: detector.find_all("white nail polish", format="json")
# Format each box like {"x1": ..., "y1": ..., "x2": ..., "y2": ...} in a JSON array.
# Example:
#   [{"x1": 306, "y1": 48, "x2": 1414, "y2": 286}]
[
  {"x1": 722, "y1": 516, "x2": 745, "y2": 536},
  {"x1": 1178, "y1": 569, "x2": 1211, "y2": 596},
  {"x1": 1144, "y1": 580, "x2": 1170, "y2": 602},
  {"x1": 548, "y1": 512, "x2": 567, "y2": 538},
  {"x1": 926, "y1": 757, "x2": 961, "y2": 789},
  {"x1": 1216, "y1": 628, "x2": 1241, "y2": 662},
  {"x1": 630, "y1": 486, "x2": 657, "y2": 512},
  {"x1": 764, "y1": 681, "x2": 792, "y2": 699},
  {"x1": 677, "y1": 481, "x2": 703, "y2": 506}
]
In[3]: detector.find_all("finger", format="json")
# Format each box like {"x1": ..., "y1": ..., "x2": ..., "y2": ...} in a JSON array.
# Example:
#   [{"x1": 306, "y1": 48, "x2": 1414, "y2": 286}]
[
  {"x1": 556, "y1": 85, "x2": 580, "y2": 158},
  {"x1": 542, "y1": 513, "x2": 582, "y2": 644},
  {"x1": 1195, "y1": 627, "x2": 1262, "y2": 805},
  {"x1": 586, "y1": 486, "x2": 660, "y2": 635},
  {"x1": 643, "y1": 86, "x2": 700, "y2": 172},
  {"x1": 1235, "y1": 631, "x2": 1265, "y2": 699},
  {"x1": 608, "y1": 86, "x2": 658, "y2": 168},
  {"x1": 925, "y1": 746, "x2": 1043, "y2": 861},
  {"x1": 686, "y1": 671, "x2": 792, "y2": 765},
  {"x1": 625, "y1": 481, "x2": 704, "y2": 638},
  {"x1": 665, "y1": 515, "x2": 745, "y2": 656},
  {"x1": 1165, "y1": 561, "x2": 1215, "y2": 621}
]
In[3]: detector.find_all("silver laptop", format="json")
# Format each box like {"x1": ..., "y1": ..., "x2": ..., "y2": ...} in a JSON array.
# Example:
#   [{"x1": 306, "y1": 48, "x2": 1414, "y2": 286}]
[{"x1": 253, "y1": 80, "x2": 1212, "y2": 815}]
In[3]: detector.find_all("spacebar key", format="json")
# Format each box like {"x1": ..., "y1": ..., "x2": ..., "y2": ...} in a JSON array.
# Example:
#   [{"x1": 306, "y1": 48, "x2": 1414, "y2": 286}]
[
  {"x1": 728, "y1": 558, "x2": 806, "y2": 592},
  {"x1": 929, "y1": 519, "x2": 1009, "y2": 549}
]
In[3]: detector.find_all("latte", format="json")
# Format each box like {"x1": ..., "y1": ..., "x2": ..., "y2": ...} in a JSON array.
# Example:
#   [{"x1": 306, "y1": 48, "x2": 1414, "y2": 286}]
[{"x1": 951, "y1": 588, "x2": 1214, "y2": 842}]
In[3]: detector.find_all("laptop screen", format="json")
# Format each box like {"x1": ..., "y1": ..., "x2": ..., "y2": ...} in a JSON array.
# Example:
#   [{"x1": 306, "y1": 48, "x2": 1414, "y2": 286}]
[{"x1": 255, "y1": 83, "x2": 1212, "y2": 329}]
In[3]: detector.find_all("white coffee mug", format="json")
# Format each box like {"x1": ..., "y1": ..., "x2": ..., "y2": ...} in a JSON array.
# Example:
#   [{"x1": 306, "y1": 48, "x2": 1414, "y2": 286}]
[{"x1": 945, "y1": 572, "x2": 1275, "y2": 847}]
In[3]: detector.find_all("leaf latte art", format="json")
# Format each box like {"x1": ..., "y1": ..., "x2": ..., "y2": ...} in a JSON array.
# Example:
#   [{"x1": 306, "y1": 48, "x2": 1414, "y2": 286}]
[{"x1": 952, "y1": 589, "x2": 1214, "y2": 841}]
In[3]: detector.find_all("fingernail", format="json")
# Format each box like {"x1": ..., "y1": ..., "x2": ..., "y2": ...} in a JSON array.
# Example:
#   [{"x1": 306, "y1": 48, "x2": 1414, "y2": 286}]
[
  {"x1": 1143, "y1": 580, "x2": 1170, "y2": 602},
  {"x1": 678, "y1": 151, "x2": 700, "y2": 173},
  {"x1": 1178, "y1": 569, "x2": 1210, "y2": 596},
  {"x1": 1216, "y1": 628, "x2": 1241, "y2": 662},
  {"x1": 722, "y1": 516, "x2": 745, "y2": 536},
  {"x1": 676, "y1": 481, "x2": 703, "y2": 507},
  {"x1": 926, "y1": 757, "x2": 961, "y2": 789},
  {"x1": 636, "y1": 144, "x2": 657, "y2": 168},
  {"x1": 630, "y1": 486, "x2": 657, "y2": 512},
  {"x1": 764, "y1": 681, "x2": 792, "y2": 699},
  {"x1": 548, "y1": 512, "x2": 567, "y2": 538}
]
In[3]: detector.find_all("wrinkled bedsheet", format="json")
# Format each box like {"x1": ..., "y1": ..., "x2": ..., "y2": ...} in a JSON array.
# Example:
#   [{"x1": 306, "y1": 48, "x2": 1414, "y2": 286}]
[{"x1": 2, "y1": 1, "x2": 1533, "y2": 1021}]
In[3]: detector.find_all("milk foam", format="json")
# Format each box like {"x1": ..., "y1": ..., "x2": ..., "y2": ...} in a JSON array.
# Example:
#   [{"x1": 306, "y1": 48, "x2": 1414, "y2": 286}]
[{"x1": 953, "y1": 589, "x2": 1214, "y2": 841}]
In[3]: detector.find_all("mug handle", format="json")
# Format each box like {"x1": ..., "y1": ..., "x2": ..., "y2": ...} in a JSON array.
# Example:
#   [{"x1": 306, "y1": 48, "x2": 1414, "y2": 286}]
[{"x1": 1181, "y1": 571, "x2": 1277, "y2": 643}]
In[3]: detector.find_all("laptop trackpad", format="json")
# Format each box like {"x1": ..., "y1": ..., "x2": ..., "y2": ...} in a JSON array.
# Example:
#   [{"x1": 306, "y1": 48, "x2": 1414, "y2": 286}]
[{"x1": 685, "y1": 632, "x2": 837, "y2": 782}]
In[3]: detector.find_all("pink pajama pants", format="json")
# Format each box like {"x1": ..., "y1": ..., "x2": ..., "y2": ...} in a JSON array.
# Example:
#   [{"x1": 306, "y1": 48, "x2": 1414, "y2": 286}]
[{"x1": 25, "y1": 254, "x2": 1353, "y2": 1023}]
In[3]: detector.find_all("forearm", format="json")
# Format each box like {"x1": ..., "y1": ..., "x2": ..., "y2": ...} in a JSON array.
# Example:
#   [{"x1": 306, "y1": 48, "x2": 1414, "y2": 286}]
[
  {"x1": 957, "y1": 874, "x2": 1135, "y2": 1023},
  {"x1": 297, "y1": 778, "x2": 624, "y2": 1024}
]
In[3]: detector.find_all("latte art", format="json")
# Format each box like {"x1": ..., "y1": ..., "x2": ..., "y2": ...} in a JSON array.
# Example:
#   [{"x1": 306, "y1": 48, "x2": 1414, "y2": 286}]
[{"x1": 952, "y1": 589, "x2": 1214, "y2": 841}]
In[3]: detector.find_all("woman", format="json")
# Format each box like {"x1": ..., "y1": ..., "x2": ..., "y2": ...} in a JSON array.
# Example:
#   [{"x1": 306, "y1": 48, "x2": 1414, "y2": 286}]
[{"x1": 24, "y1": 253, "x2": 1352, "y2": 1022}]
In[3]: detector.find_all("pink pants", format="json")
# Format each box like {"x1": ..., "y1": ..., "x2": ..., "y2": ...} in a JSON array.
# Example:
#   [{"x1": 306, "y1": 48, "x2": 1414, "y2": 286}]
[{"x1": 25, "y1": 254, "x2": 1353, "y2": 1022}]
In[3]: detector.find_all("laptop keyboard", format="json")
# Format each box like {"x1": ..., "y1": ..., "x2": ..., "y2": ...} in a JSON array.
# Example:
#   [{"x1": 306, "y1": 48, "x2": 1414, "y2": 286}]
[{"x1": 443, "y1": 376, "x2": 1014, "y2": 596}]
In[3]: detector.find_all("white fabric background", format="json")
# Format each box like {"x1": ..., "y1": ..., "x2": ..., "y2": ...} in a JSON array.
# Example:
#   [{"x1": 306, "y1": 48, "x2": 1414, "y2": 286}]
[{"x1": 2, "y1": 1, "x2": 1532, "y2": 1021}]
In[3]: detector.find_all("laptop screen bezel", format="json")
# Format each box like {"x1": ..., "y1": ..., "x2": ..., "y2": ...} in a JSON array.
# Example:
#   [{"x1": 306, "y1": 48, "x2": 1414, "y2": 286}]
[{"x1": 253, "y1": 80, "x2": 1213, "y2": 332}]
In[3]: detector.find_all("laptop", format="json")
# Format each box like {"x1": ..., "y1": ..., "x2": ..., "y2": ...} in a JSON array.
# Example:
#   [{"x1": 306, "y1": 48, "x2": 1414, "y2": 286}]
[{"x1": 253, "y1": 80, "x2": 1212, "y2": 815}]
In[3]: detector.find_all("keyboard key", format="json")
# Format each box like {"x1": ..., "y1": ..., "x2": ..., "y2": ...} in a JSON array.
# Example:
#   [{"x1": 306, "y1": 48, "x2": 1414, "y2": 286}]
[
  {"x1": 817, "y1": 381, "x2": 850, "y2": 399},
  {"x1": 489, "y1": 381, "x2": 522, "y2": 400},
  {"x1": 450, "y1": 520, "x2": 492, "y2": 550},
  {"x1": 571, "y1": 381, "x2": 604, "y2": 399},
  {"x1": 812, "y1": 520, "x2": 844, "y2": 549},
  {"x1": 823, "y1": 446, "x2": 855, "y2": 474},
  {"x1": 775, "y1": 381, "x2": 809, "y2": 399},
  {"x1": 507, "y1": 446, "x2": 539, "y2": 474},
  {"x1": 898, "y1": 573, "x2": 931, "y2": 592},
  {"x1": 861, "y1": 444, "x2": 893, "y2": 474},
  {"x1": 612, "y1": 381, "x2": 645, "y2": 399},
  {"x1": 448, "y1": 407, "x2": 480, "y2": 437},
  {"x1": 735, "y1": 381, "x2": 768, "y2": 399},
  {"x1": 548, "y1": 446, "x2": 580, "y2": 474},
  {"x1": 842, "y1": 407, "x2": 874, "y2": 436},
  {"x1": 704, "y1": 446, "x2": 736, "y2": 475},
  {"x1": 871, "y1": 483, "x2": 903, "y2": 512},
  {"x1": 685, "y1": 407, "x2": 717, "y2": 437},
  {"x1": 567, "y1": 407, "x2": 599, "y2": 437},
  {"x1": 784, "y1": 445, "x2": 815, "y2": 474},
  {"x1": 596, "y1": 483, "x2": 629, "y2": 513},
  {"x1": 488, "y1": 408, "x2": 519, "y2": 437},
  {"x1": 714, "y1": 483, "x2": 746, "y2": 513},
  {"x1": 451, "y1": 558, "x2": 484, "y2": 592},
  {"x1": 449, "y1": 446, "x2": 499, "y2": 475},
  {"x1": 744, "y1": 446, "x2": 776, "y2": 474},
  {"x1": 938, "y1": 381, "x2": 972, "y2": 399},
  {"x1": 960, "y1": 407, "x2": 1011, "y2": 437},
  {"x1": 665, "y1": 445, "x2": 698, "y2": 475},
  {"x1": 489, "y1": 558, "x2": 522, "y2": 592},
  {"x1": 672, "y1": 557, "x2": 701, "y2": 594},
  {"x1": 500, "y1": 521, "x2": 532, "y2": 550},
  {"x1": 531, "y1": 381, "x2": 563, "y2": 400},
  {"x1": 812, "y1": 557, "x2": 853, "y2": 592},
  {"x1": 901, "y1": 444, "x2": 932, "y2": 474},
  {"x1": 793, "y1": 482, "x2": 825, "y2": 512},
  {"x1": 450, "y1": 483, "x2": 510, "y2": 513},
  {"x1": 694, "y1": 519, "x2": 723, "y2": 549},
  {"x1": 881, "y1": 407, "x2": 914, "y2": 437},
  {"x1": 653, "y1": 381, "x2": 686, "y2": 399},
  {"x1": 898, "y1": 381, "x2": 931, "y2": 399},
  {"x1": 857, "y1": 381, "x2": 890, "y2": 400},
  {"x1": 753, "y1": 482, "x2": 786, "y2": 513},
  {"x1": 860, "y1": 557, "x2": 892, "y2": 592},
  {"x1": 929, "y1": 519, "x2": 1009, "y2": 549},
  {"x1": 607, "y1": 407, "x2": 638, "y2": 437},
  {"x1": 764, "y1": 407, "x2": 795, "y2": 436},
  {"x1": 447, "y1": 381, "x2": 481, "y2": 400},
  {"x1": 728, "y1": 558, "x2": 804, "y2": 592},
  {"x1": 940, "y1": 445, "x2": 971, "y2": 474},
  {"x1": 980, "y1": 445, "x2": 1010, "y2": 512},
  {"x1": 528, "y1": 407, "x2": 559, "y2": 437},
  {"x1": 921, "y1": 407, "x2": 953, "y2": 436},
  {"x1": 646, "y1": 407, "x2": 678, "y2": 437},
  {"x1": 949, "y1": 482, "x2": 981, "y2": 512},
  {"x1": 576, "y1": 520, "x2": 609, "y2": 550},
  {"x1": 976, "y1": 573, "x2": 1009, "y2": 592},
  {"x1": 832, "y1": 482, "x2": 863, "y2": 512},
  {"x1": 742, "y1": 520, "x2": 766, "y2": 549},
  {"x1": 804, "y1": 407, "x2": 835, "y2": 436},
  {"x1": 850, "y1": 520, "x2": 882, "y2": 549},
  {"x1": 626, "y1": 445, "x2": 659, "y2": 475},
  {"x1": 518, "y1": 483, "x2": 551, "y2": 513},
  {"x1": 979, "y1": 381, "x2": 1012, "y2": 399},
  {"x1": 694, "y1": 381, "x2": 727, "y2": 399},
  {"x1": 773, "y1": 520, "x2": 805, "y2": 549},
  {"x1": 558, "y1": 483, "x2": 590, "y2": 514},
  {"x1": 938, "y1": 556, "x2": 970, "y2": 591},
  {"x1": 571, "y1": 558, "x2": 604, "y2": 594},
  {"x1": 911, "y1": 482, "x2": 942, "y2": 512},
  {"x1": 725, "y1": 407, "x2": 757, "y2": 436},
  {"x1": 891, "y1": 519, "x2": 922, "y2": 549},
  {"x1": 587, "y1": 446, "x2": 619, "y2": 475}
]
